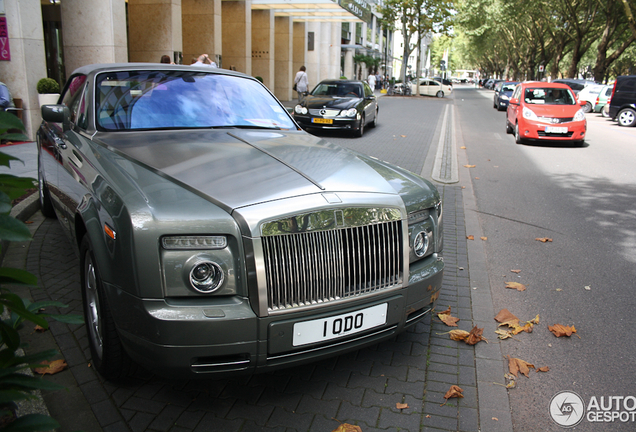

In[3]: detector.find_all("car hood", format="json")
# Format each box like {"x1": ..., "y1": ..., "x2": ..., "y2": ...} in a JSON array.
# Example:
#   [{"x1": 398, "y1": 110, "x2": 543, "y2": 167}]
[
  {"x1": 95, "y1": 129, "x2": 397, "y2": 211},
  {"x1": 303, "y1": 96, "x2": 361, "y2": 110},
  {"x1": 526, "y1": 104, "x2": 582, "y2": 117}
]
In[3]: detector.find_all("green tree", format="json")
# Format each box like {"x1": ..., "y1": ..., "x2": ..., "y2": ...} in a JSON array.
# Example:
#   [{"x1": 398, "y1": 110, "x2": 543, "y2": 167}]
[{"x1": 378, "y1": 0, "x2": 453, "y2": 85}]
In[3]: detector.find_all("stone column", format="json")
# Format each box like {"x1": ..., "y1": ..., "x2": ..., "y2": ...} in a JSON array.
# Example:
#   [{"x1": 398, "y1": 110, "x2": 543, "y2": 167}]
[
  {"x1": 182, "y1": 0, "x2": 221, "y2": 66},
  {"x1": 252, "y1": 9, "x2": 274, "y2": 89},
  {"x1": 343, "y1": 49, "x2": 354, "y2": 80},
  {"x1": 0, "y1": 0, "x2": 47, "y2": 139},
  {"x1": 330, "y1": 22, "x2": 341, "y2": 79},
  {"x1": 128, "y1": 0, "x2": 182, "y2": 64},
  {"x1": 62, "y1": 0, "x2": 127, "y2": 71},
  {"x1": 305, "y1": 22, "x2": 319, "y2": 89},
  {"x1": 293, "y1": 21, "x2": 306, "y2": 86},
  {"x1": 370, "y1": 15, "x2": 376, "y2": 49},
  {"x1": 222, "y1": 0, "x2": 251, "y2": 74},
  {"x1": 274, "y1": 17, "x2": 292, "y2": 101}
]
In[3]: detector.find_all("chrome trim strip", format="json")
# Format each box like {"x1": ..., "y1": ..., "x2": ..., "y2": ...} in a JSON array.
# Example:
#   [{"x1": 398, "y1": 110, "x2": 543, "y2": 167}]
[
  {"x1": 267, "y1": 325, "x2": 398, "y2": 361},
  {"x1": 191, "y1": 359, "x2": 251, "y2": 369},
  {"x1": 406, "y1": 307, "x2": 432, "y2": 324},
  {"x1": 261, "y1": 207, "x2": 402, "y2": 236}
]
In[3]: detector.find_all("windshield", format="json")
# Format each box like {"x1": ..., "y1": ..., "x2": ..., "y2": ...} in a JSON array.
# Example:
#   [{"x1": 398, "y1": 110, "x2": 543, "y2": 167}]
[
  {"x1": 310, "y1": 82, "x2": 363, "y2": 98},
  {"x1": 95, "y1": 71, "x2": 295, "y2": 131},
  {"x1": 524, "y1": 88, "x2": 576, "y2": 105}
]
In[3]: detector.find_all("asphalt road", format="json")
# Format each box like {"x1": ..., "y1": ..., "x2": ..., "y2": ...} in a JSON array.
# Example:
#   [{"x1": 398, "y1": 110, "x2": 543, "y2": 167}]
[{"x1": 454, "y1": 85, "x2": 636, "y2": 431}]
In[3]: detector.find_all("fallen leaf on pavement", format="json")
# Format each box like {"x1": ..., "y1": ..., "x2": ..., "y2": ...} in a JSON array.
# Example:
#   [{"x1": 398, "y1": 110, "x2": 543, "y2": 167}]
[
  {"x1": 426, "y1": 415, "x2": 431, "y2": 418},
  {"x1": 34, "y1": 359, "x2": 68, "y2": 375},
  {"x1": 535, "y1": 237, "x2": 553, "y2": 243},
  {"x1": 536, "y1": 366, "x2": 550, "y2": 372},
  {"x1": 438, "y1": 306, "x2": 460, "y2": 327},
  {"x1": 530, "y1": 314, "x2": 540, "y2": 324},
  {"x1": 505, "y1": 281, "x2": 526, "y2": 291},
  {"x1": 441, "y1": 385, "x2": 464, "y2": 406},
  {"x1": 492, "y1": 417, "x2": 499, "y2": 421},
  {"x1": 460, "y1": 146, "x2": 466, "y2": 149},
  {"x1": 495, "y1": 329, "x2": 513, "y2": 340},
  {"x1": 396, "y1": 402, "x2": 409, "y2": 409},
  {"x1": 494, "y1": 309, "x2": 520, "y2": 327},
  {"x1": 549, "y1": 324, "x2": 577, "y2": 337},
  {"x1": 331, "y1": 421, "x2": 362, "y2": 432},
  {"x1": 34, "y1": 325, "x2": 46, "y2": 332},
  {"x1": 481, "y1": 237, "x2": 487, "y2": 241},
  {"x1": 466, "y1": 326, "x2": 487, "y2": 345},
  {"x1": 449, "y1": 329, "x2": 470, "y2": 341},
  {"x1": 510, "y1": 269, "x2": 521, "y2": 274},
  {"x1": 467, "y1": 235, "x2": 474, "y2": 240},
  {"x1": 400, "y1": 135, "x2": 406, "y2": 138},
  {"x1": 464, "y1": 164, "x2": 476, "y2": 168},
  {"x1": 508, "y1": 356, "x2": 535, "y2": 378}
]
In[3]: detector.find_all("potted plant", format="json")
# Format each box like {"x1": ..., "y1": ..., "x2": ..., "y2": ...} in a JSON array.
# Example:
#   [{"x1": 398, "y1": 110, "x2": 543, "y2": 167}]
[{"x1": 37, "y1": 78, "x2": 60, "y2": 107}]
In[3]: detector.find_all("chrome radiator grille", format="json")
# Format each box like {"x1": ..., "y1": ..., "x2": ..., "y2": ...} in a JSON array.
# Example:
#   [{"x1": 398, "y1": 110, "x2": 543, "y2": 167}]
[{"x1": 262, "y1": 220, "x2": 403, "y2": 312}]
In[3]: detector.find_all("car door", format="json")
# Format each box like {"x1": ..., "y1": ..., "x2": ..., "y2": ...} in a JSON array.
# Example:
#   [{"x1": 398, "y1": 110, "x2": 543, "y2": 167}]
[
  {"x1": 507, "y1": 84, "x2": 523, "y2": 126},
  {"x1": 362, "y1": 82, "x2": 376, "y2": 122},
  {"x1": 44, "y1": 75, "x2": 93, "y2": 238}
]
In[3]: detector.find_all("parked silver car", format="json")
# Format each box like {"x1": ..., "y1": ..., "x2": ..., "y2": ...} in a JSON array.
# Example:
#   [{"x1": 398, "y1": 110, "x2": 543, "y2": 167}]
[{"x1": 37, "y1": 64, "x2": 444, "y2": 379}]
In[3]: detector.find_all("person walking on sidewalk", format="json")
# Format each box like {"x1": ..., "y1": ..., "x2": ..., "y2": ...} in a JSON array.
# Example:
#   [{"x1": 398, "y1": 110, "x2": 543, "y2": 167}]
[{"x1": 294, "y1": 66, "x2": 308, "y2": 102}]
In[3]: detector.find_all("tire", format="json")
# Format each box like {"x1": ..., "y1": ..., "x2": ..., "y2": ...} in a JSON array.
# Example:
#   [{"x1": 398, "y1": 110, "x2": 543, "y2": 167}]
[
  {"x1": 493, "y1": 100, "x2": 497, "y2": 109},
  {"x1": 601, "y1": 104, "x2": 609, "y2": 118},
  {"x1": 81, "y1": 236, "x2": 132, "y2": 380},
  {"x1": 370, "y1": 107, "x2": 378, "y2": 128},
  {"x1": 436, "y1": 91, "x2": 444, "y2": 98},
  {"x1": 505, "y1": 118, "x2": 513, "y2": 134},
  {"x1": 582, "y1": 102, "x2": 593, "y2": 113},
  {"x1": 354, "y1": 115, "x2": 365, "y2": 137},
  {"x1": 617, "y1": 108, "x2": 636, "y2": 127},
  {"x1": 515, "y1": 123, "x2": 524, "y2": 144},
  {"x1": 37, "y1": 158, "x2": 56, "y2": 219}
]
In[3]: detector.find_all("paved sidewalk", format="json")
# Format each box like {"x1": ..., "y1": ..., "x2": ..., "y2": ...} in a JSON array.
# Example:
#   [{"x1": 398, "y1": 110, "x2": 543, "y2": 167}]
[{"x1": 1, "y1": 93, "x2": 513, "y2": 431}]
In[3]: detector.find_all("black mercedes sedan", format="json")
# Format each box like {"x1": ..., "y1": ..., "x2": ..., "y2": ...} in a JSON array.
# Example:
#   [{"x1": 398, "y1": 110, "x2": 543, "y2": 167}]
[{"x1": 293, "y1": 79, "x2": 378, "y2": 137}]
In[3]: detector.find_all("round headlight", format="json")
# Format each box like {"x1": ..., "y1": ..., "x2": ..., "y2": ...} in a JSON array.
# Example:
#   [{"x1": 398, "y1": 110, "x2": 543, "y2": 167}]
[
  {"x1": 189, "y1": 261, "x2": 224, "y2": 293},
  {"x1": 294, "y1": 105, "x2": 308, "y2": 115},
  {"x1": 345, "y1": 108, "x2": 357, "y2": 117},
  {"x1": 413, "y1": 231, "x2": 429, "y2": 258}
]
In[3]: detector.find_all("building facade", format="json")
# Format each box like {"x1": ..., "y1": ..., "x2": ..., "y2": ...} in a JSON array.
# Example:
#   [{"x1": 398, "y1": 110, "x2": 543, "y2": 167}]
[{"x1": 0, "y1": 0, "x2": 392, "y2": 139}]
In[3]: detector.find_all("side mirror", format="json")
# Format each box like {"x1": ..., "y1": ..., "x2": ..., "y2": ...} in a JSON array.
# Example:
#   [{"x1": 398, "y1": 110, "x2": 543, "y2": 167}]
[
  {"x1": 509, "y1": 97, "x2": 519, "y2": 105},
  {"x1": 42, "y1": 104, "x2": 71, "y2": 131}
]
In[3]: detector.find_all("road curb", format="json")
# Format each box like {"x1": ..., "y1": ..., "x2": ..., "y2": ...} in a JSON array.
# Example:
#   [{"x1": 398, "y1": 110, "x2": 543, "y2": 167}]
[{"x1": 453, "y1": 105, "x2": 514, "y2": 431}]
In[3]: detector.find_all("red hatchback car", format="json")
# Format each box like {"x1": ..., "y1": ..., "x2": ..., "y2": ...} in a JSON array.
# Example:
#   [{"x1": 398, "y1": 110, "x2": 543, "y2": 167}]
[{"x1": 506, "y1": 82, "x2": 587, "y2": 145}]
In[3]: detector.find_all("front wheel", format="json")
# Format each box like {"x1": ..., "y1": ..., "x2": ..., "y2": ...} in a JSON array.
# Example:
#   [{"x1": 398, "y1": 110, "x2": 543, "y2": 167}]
[
  {"x1": 505, "y1": 118, "x2": 513, "y2": 134},
  {"x1": 354, "y1": 115, "x2": 365, "y2": 137},
  {"x1": 515, "y1": 123, "x2": 524, "y2": 144},
  {"x1": 436, "y1": 91, "x2": 444, "y2": 98},
  {"x1": 81, "y1": 236, "x2": 132, "y2": 380},
  {"x1": 617, "y1": 108, "x2": 636, "y2": 127}
]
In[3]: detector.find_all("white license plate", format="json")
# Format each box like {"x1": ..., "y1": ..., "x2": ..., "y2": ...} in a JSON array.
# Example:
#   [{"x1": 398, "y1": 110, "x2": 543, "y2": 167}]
[
  {"x1": 545, "y1": 126, "x2": 568, "y2": 134},
  {"x1": 292, "y1": 303, "x2": 388, "y2": 347}
]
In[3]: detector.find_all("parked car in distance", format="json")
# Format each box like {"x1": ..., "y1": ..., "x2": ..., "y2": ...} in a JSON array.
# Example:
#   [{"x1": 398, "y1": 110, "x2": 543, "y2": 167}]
[
  {"x1": 493, "y1": 81, "x2": 519, "y2": 111},
  {"x1": 433, "y1": 76, "x2": 453, "y2": 87},
  {"x1": 293, "y1": 79, "x2": 377, "y2": 137},
  {"x1": 505, "y1": 81, "x2": 587, "y2": 145},
  {"x1": 411, "y1": 78, "x2": 451, "y2": 97},
  {"x1": 593, "y1": 85, "x2": 613, "y2": 117},
  {"x1": 485, "y1": 79, "x2": 503, "y2": 90},
  {"x1": 37, "y1": 63, "x2": 445, "y2": 380},
  {"x1": 608, "y1": 75, "x2": 636, "y2": 127},
  {"x1": 552, "y1": 78, "x2": 597, "y2": 96},
  {"x1": 576, "y1": 84, "x2": 605, "y2": 113}
]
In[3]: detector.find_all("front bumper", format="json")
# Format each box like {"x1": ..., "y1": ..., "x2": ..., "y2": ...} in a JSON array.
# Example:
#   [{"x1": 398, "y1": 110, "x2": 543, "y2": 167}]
[
  {"x1": 293, "y1": 115, "x2": 362, "y2": 131},
  {"x1": 518, "y1": 119, "x2": 587, "y2": 141},
  {"x1": 110, "y1": 254, "x2": 444, "y2": 378}
]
